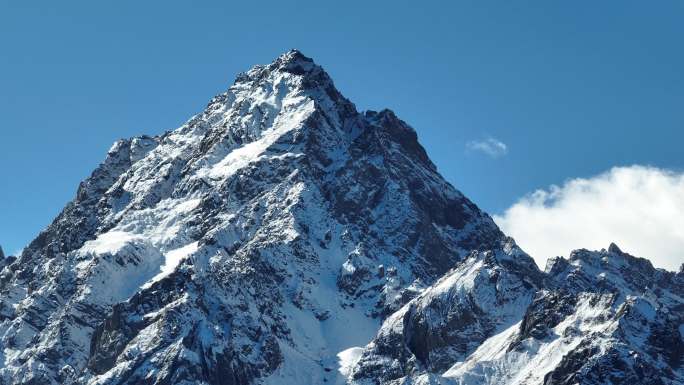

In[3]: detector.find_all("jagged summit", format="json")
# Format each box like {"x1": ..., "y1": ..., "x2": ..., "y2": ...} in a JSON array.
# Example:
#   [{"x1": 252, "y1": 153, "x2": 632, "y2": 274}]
[
  {"x1": 235, "y1": 49, "x2": 316, "y2": 82},
  {"x1": 232, "y1": 49, "x2": 336, "y2": 94},
  {"x1": 273, "y1": 48, "x2": 315, "y2": 67},
  {"x1": 0, "y1": 51, "x2": 681, "y2": 385}
]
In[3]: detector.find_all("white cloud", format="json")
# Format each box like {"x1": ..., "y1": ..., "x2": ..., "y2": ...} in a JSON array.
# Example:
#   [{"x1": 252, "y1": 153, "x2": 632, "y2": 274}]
[
  {"x1": 494, "y1": 165, "x2": 684, "y2": 272},
  {"x1": 466, "y1": 137, "x2": 508, "y2": 158}
]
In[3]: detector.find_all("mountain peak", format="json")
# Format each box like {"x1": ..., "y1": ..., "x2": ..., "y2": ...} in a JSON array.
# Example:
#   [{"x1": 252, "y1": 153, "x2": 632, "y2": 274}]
[
  {"x1": 266, "y1": 49, "x2": 317, "y2": 77},
  {"x1": 205, "y1": 49, "x2": 358, "y2": 145},
  {"x1": 233, "y1": 49, "x2": 320, "y2": 86},
  {"x1": 1, "y1": 51, "x2": 680, "y2": 385},
  {"x1": 276, "y1": 48, "x2": 313, "y2": 65}
]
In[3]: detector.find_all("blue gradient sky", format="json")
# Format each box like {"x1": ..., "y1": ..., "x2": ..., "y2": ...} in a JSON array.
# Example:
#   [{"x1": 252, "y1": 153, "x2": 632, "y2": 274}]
[{"x1": 1, "y1": 1, "x2": 683, "y2": 256}]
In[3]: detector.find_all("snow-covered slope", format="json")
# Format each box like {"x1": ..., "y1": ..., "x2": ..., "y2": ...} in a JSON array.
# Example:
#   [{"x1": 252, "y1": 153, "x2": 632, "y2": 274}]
[{"x1": 0, "y1": 50, "x2": 681, "y2": 385}]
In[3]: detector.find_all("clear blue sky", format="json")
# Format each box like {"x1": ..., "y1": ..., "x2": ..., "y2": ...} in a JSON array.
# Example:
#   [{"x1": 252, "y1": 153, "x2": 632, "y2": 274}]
[{"x1": 1, "y1": 1, "x2": 683, "y2": 256}]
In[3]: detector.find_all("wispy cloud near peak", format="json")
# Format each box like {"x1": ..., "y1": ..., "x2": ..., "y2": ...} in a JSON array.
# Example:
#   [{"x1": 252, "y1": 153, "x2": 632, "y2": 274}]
[{"x1": 466, "y1": 137, "x2": 508, "y2": 158}]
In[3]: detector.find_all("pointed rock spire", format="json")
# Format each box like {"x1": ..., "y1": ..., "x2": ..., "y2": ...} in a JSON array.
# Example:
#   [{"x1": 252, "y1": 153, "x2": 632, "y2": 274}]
[{"x1": 608, "y1": 242, "x2": 623, "y2": 254}]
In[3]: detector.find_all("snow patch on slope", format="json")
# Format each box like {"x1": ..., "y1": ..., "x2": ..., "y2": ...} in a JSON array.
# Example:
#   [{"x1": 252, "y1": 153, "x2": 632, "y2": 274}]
[
  {"x1": 199, "y1": 98, "x2": 314, "y2": 181},
  {"x1": 337, "y1": 347, "x2": 364, "y2": 378},
  {"x1": 79, "y1": 231, "x2": 141, "y2": 256},
  {"x1": 142, "y1": 241, "x2": 199, "y2": 288}
]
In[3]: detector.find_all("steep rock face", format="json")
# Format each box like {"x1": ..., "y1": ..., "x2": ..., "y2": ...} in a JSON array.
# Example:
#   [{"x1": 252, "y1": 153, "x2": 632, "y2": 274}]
[{"x1": 0, "y1": 51, "x2": 517, "y2": 385}]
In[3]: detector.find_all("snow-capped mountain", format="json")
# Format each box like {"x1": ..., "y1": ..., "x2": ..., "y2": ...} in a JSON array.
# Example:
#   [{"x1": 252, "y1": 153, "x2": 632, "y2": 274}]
[{"x1": 0, "y1": 50, "x2": 681, "y2": 385}]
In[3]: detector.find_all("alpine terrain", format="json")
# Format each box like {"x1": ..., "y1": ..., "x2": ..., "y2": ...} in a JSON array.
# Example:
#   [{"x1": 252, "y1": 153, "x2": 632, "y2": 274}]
[{"x1": 0, "y1": 50, "x2": 682, "y2": 385}]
